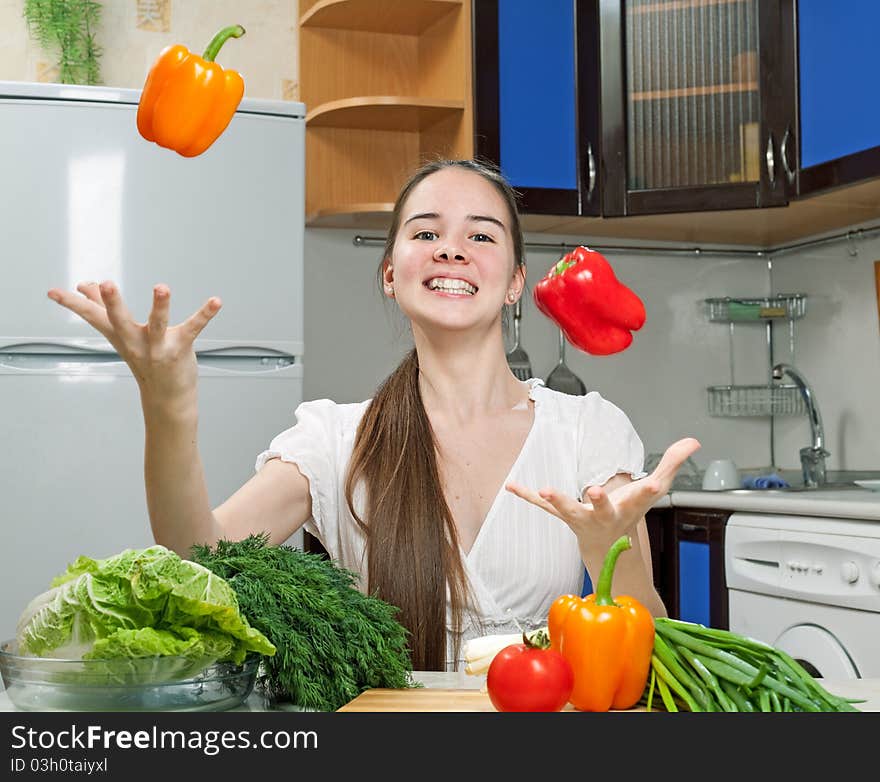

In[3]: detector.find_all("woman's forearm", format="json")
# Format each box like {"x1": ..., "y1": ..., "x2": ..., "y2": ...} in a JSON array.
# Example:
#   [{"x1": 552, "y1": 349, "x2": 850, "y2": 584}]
[
  {"x1": 141, "y1": 396, "x2": 220, "y2": 558},
  {"x1": 581, "y1": 524, "x2": 667, "y2": 618}
]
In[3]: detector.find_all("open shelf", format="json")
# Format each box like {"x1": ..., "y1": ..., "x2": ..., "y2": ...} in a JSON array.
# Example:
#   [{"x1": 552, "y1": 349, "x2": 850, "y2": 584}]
[
  {"x1": 306, "y1": 97, "x2": 464, "y2": 131},
  {"x1": 299, "y1": 0, "x2": 472, "y2": 226},
  {"x1": 306, "y1": 203, "x2": 396, "y2": 228},
  {"x1": 301, "y1": 0, "x2": 462, "y2": 35}
]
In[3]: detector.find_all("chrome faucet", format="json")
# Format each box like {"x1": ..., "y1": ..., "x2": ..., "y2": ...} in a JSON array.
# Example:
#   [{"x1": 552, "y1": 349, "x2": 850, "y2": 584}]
[{"x1": 772, "y1": 363, "x2": 829, "y2": 488}]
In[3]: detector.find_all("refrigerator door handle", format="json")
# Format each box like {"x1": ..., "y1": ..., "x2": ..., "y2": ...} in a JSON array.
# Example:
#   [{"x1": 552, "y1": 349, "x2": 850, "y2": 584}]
[{"x1": 0, "y1": 340, "x2": 115, "y2": 355}]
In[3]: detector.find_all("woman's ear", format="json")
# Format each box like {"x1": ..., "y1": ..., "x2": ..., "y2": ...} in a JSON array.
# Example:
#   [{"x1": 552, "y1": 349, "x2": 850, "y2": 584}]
[
  {"x1": 382, "y1": 260, "x2": 395, "y2": 297},
  {"x1": 510, "y1": 264, "x2": 526, "y2": 300}
]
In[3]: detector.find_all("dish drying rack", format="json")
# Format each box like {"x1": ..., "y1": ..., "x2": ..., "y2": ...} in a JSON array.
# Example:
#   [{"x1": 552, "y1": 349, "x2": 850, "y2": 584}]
[{"x1": 704, "y1": 294, "x2": 807, "y2": 418}]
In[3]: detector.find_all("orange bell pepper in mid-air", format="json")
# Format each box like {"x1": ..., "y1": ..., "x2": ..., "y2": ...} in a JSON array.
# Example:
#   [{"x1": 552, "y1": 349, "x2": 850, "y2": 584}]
[
  {"x1": 137, "y1": 25, "x2": 246, "y2": 158},
  {"x1": 548, "y1": 535, "x2": 655, "y2": 711}
]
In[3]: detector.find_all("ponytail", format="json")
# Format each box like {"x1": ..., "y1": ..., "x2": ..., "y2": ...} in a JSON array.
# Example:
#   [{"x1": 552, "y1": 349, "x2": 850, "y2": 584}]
[{"x1": 344, "y1": 349, "x2": 472, "y2": 670}]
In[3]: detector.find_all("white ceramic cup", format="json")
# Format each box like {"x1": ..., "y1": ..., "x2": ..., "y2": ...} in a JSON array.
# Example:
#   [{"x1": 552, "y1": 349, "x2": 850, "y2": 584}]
[{"x1": 702, "y1": 459, "x2": 741, "y2": 491}]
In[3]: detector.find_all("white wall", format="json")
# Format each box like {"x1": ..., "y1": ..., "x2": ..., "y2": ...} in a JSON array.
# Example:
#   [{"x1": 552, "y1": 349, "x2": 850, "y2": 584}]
[
  {"x1": 302, "y1": 220, "x2": 880, "y2": 473},
  {"x1": 771, "y1": 230, "x2": 880, "y2": 471}
]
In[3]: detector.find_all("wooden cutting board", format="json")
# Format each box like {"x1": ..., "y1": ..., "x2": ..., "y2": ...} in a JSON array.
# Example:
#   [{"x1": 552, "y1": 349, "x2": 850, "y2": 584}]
[
  {"x1": 337, "y1": 687, "x2": 644, "y2": 712},
  {"x1": 337, "y1": 680, "x2": 880, "y2": 712}
]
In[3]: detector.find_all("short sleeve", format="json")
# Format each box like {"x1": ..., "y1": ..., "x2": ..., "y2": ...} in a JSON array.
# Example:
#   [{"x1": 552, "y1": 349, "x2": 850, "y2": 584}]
[
  {"x1": 576, "y1": 391, "x2": 647, "y2": 496},
  {"x1": 254, "y1": 398, "x2": 343, "y2": 542}
]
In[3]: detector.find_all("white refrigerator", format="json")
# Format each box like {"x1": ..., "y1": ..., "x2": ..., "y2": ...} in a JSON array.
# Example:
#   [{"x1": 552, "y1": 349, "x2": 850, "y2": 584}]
[{"x1": 0, "y1": 81, "x2": 306, "y2": 638}]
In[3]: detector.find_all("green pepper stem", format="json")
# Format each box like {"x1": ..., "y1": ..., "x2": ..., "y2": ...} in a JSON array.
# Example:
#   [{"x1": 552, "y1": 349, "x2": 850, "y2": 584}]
[
  {"x1": 593, "y1": 534, "x2": 631, "y2": 606},
  {"x1": 202, "y1": 25, "x2": 246, "y2": 62}
]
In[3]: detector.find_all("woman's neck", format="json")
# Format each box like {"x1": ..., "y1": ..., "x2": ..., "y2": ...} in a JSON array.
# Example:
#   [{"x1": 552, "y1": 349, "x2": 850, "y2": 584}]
[{"x1": 413, "y1": 328, "x2": 528, "y2": 423}]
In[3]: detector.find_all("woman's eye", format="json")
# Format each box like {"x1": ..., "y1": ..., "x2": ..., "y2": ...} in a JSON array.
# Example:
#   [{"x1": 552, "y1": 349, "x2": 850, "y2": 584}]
[
  {"x1": 413, "y1": 230, "x2": 438, "y2": 241},
  {"x1": 470, "y1": 233, "x2": 494, "y2": 243}
]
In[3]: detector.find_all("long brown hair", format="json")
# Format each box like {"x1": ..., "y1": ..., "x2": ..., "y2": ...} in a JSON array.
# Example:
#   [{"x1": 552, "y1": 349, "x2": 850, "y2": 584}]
[{"x1": 343, "y1": 159, "x2": 526, "y2": 670}]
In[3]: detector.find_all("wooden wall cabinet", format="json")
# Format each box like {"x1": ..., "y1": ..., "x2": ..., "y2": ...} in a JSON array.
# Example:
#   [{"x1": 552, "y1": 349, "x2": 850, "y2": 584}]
[{"x1": 299, "y1": 0, "x2": 473, "y2": 226}]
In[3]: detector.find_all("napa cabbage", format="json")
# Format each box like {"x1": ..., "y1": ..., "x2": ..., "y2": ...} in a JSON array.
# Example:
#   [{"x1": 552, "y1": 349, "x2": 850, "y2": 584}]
[{"x1": 15, "y1": 545, "x2": 275, "y2": 664}]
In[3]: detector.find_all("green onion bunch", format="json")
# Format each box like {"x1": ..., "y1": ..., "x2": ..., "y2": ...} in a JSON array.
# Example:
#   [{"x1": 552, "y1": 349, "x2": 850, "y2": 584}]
[{"x1": 641, "y1": 618, "x2": 861, "y2": 712}]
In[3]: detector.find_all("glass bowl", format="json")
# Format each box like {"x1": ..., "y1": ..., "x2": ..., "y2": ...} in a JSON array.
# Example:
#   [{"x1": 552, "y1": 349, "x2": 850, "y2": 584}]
[{"x1": 0, "y1": 640, "x2": 259, "y2": 712}]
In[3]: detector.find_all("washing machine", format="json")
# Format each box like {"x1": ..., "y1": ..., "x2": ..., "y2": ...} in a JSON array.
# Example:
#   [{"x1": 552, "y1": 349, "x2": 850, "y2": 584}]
[{"x1": 724, "y1": 512, "x2": 880, "y2": 679}]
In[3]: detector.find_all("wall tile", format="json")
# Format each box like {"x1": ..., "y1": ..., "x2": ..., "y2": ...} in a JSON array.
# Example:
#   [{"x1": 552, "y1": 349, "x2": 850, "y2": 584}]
[
  {"x1": 136, "y1": 0, "x2": 172, "y2": 33},
  {"x1": 0, "y1": 0, "x2": 299, "y2": 100}
]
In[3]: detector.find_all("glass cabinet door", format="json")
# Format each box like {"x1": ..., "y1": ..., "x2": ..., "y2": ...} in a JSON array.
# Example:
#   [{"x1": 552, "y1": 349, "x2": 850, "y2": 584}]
[
  {"x1": 627, "y1": 0, "x2": 760, "y2": 191},
  {"x1": 600, "y1": 0, "x2": 793, "y2": 216}
]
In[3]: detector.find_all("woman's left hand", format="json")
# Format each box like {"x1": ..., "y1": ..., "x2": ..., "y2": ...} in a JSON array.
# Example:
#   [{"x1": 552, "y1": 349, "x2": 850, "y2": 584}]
[{"x1": 505, "y1": 437, "x2": 701, "y2": 546}]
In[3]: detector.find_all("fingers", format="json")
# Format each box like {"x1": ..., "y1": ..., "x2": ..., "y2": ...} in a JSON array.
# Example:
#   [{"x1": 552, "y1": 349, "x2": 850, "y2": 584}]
[
  {"x1": 147, "y1": 284, "x2": 170, "y2": 343},
  {"x1": 539, "y1": 486, "x2": 593, "y2": 519},
  {"x1": 181, "y1": 296, "x2": 222, "y2": 340},
  {"x1": 76, "y1": 281, "x2": 104, "y2": 305},
  {"x1": 504, "y1": 481, "x2": 564, "y2": 520},
  {"x1": 651, "y1": 437, "x2": 702, "y2": 484},
  {"x1": 582, "y1": 484, "x2": 611, "y2": 512},
  {"x1": 98, "y1": 280, "x2": 139, "y2": 340},
  {"x1": 47, "y1": 285, "x2": 113, "y2": 337}
]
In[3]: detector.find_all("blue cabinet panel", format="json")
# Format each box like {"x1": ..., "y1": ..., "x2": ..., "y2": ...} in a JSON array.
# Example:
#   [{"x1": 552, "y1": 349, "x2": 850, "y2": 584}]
[
  {"x1": 581, "y1": 567, "x2": 593, "y2": 597},
  {"x1": 798, "y1": 0, "x2": 880, "y2": 168},
  {"x1": 678, "y1": 540, "x2": 709, "y2": 626},
  {"x1": 498, "y1": 0, "x2": 577, "y2": 189}
]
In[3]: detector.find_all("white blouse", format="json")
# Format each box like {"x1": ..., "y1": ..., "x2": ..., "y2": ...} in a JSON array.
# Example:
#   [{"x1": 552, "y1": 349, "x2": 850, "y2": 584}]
[{"x1": 254, "y1": 378, "x2": 646, "y2": 670}]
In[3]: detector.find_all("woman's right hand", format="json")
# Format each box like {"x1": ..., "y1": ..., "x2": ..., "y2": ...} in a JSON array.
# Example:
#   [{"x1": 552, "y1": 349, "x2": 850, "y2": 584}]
[{"x1": 47, "y1": 281, "x2": 222, "y2": 408}]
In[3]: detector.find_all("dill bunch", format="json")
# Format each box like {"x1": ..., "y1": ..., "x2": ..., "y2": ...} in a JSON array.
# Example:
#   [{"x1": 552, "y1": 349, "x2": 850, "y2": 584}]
[{"x1": 191, "y1": 534, "x2": 418, "y2": 711}]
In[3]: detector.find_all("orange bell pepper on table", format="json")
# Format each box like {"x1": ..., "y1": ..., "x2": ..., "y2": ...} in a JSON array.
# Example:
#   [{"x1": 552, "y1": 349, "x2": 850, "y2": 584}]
[
  {"x1": 547, "y1": 535, "x2": 655, "y2": 711},
  {"x1": 137, "y1": 24, "x2": 246, "y2": 157}
]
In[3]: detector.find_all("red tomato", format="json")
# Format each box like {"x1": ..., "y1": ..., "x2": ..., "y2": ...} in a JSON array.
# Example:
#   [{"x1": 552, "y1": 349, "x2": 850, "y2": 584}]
[{"x1": 486, "y1": 643, "x2": 574, "y2": 712}]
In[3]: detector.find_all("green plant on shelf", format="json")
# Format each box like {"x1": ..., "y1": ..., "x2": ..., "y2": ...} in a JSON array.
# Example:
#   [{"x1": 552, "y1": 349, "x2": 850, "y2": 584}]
[{"x1": 23, "y1": 0, "x2": 103, "y2": 85}]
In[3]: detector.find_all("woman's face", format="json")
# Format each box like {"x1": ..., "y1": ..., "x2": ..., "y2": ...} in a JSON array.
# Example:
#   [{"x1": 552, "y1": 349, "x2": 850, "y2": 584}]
[{"x1": 384, "y1": 167, "x2": 524, "y2": 335}]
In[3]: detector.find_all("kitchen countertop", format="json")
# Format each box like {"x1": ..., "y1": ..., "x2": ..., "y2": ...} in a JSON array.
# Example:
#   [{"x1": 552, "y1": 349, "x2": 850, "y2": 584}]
[
  {"x1": 2, "y1": 670, "x2": 879, "y2": 712},
  {"x1": 652, "y1": 471, "x2": 880, "y2": 520},
  {"x1": 339, "y1": 671, "x2": 880, "y2": 712},
  {"x1": 664, "y1": 487, "x2": 880, "y2": 520}
]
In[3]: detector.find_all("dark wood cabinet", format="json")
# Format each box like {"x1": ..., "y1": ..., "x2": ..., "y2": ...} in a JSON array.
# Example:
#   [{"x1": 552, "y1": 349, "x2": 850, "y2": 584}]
[
  {"x1": 600, "y1": 0, "x2": 795, "y2": 216},
  {"x1": 473, "y1": 0, "x2": 600, "y2": 216},
  {"x1": 473, "y1": 0, "x2": 797, "y2": 219},
  {"x1": 474, "y1": 1, "x2": 880, "y2": 224},
  {"x1": 647, "y1": 506, "x2": 731, "y2": 629},
  {"x1": 303, "y1": 530, "x2": 329, "y2": 558},
  {"x1": 793, "y1": 1, "x2": 880, "y2": 196}
]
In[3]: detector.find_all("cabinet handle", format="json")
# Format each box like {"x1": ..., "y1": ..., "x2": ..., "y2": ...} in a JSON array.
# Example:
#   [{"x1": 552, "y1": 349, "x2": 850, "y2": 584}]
[
  {"x1": 586, "y1": 142, "x2": 596, "y2": 201},
  {"x1": 765, "y1": 133, "x2": 776, "y2": 186},
  {"x1": 780, "y1": 127, "x2": 795, "y2": 185}
]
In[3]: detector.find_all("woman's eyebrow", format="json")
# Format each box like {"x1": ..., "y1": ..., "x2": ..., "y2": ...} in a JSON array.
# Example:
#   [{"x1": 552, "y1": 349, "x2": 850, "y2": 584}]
[
  {"x1": 467, "y1": 214, "x2": 506, "y2": 230},
  {"x1": 403, "y1": 212, "x2": 439, "y2": 225}
]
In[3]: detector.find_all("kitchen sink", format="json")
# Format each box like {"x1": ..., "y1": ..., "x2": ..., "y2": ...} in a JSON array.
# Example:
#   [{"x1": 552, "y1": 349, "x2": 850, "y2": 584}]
[
  {"x1": 672, "y1": 469, "x2": 880, "y2": 494},
  {"x1": 729, "y1": 481, "x2": 866, "y2": 494}
]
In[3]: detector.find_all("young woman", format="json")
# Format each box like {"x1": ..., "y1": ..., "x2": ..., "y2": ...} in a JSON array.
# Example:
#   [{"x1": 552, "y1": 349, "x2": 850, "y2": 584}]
[{"x1": 47, "y1": 159, "x2": 700, "y2": 672}]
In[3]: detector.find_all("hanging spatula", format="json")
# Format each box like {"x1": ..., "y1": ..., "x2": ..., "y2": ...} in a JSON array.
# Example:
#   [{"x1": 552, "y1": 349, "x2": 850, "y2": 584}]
[
  {"x1": 546, "y1": 329, "x2": 587, "y2": 395},
  {"x1": 506, "y1": 298, "x2": 533, "y2": 381}
]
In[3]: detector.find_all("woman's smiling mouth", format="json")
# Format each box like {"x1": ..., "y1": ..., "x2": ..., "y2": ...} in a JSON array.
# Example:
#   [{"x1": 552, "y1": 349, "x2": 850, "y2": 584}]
[{"x1": 425, "y1": 277, "x2": 478, "y2": 295}]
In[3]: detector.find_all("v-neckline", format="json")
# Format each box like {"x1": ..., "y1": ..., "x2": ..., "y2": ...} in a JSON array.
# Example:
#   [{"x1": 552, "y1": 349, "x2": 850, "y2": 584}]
[{"x1": 458, "y1": 379, "x2": 543, "y2": 560}]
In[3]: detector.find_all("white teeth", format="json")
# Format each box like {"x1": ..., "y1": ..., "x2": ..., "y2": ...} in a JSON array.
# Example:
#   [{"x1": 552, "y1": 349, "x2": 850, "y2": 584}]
[{"x1": 427, "y1": 278, "x2": 476, "y2": 295}]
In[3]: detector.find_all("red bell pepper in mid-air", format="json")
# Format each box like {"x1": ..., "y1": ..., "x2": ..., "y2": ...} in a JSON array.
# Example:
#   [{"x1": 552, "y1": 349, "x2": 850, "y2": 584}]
[{"x1": 533, "y1": 245, "x2": 646, "y2": 356}]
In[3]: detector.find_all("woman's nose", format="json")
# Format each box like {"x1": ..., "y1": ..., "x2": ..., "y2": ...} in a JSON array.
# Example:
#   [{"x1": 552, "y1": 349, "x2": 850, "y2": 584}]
[{"x1": 433, "y1": 244, "x2": 468, "y2": 263}]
